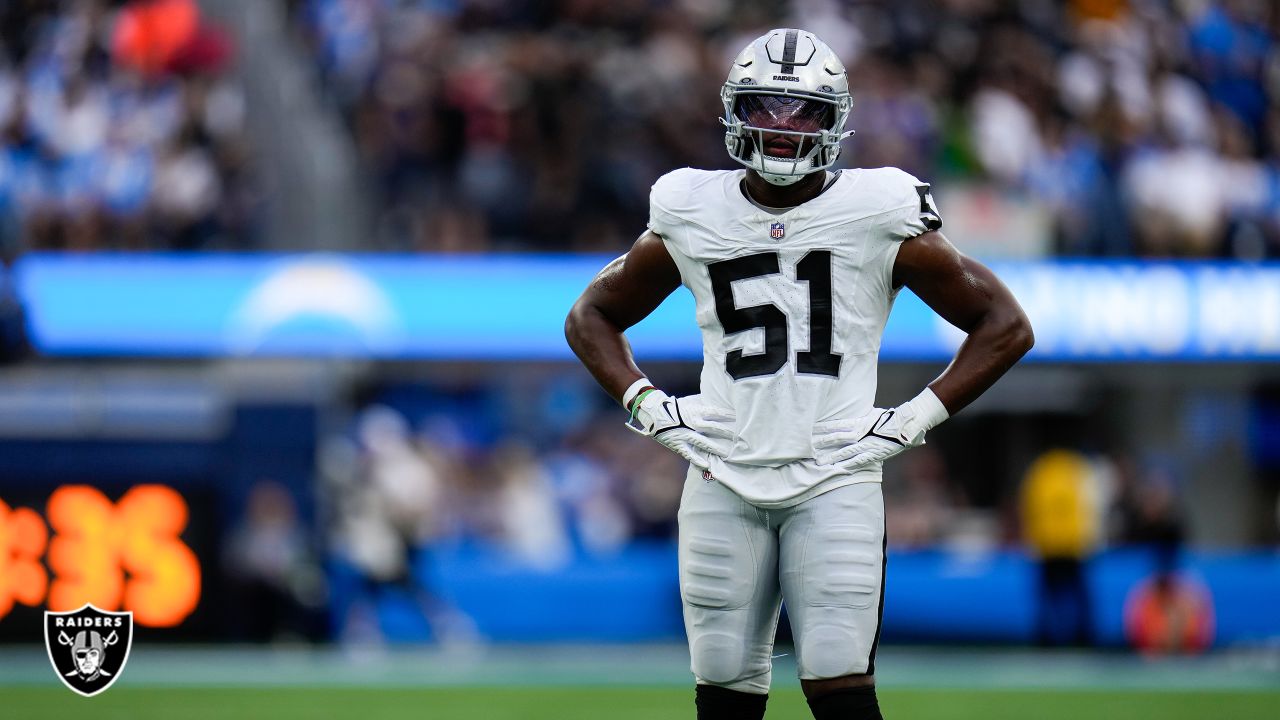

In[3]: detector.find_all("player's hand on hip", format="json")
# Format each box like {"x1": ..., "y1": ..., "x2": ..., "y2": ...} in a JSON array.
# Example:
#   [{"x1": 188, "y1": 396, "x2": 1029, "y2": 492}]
[
  {"x1": 624, "y1": 385, "x2": 735, "y2": 470},
  {"x1": 812, "y1": 388, "x2": 949, "y2": 469}
]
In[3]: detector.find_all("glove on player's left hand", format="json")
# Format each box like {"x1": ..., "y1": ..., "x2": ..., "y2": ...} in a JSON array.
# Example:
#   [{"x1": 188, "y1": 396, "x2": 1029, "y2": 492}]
[{"x1": 812, "y1": 388, "x2": 948, "y2": 469}]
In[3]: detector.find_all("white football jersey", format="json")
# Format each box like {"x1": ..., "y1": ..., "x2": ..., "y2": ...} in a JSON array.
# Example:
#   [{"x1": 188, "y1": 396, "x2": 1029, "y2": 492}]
[{"x1": 649, "y1": 166, "x2": 942, "y2": 508}]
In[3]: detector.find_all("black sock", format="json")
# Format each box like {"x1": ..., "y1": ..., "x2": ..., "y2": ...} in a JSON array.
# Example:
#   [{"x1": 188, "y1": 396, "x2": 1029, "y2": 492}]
[
  {"x1": 695, "y1": 684, "x2": 767, "y2": 720},
  {"x1": 806, "y1": 685, "x2": 883, "y2": 720}
]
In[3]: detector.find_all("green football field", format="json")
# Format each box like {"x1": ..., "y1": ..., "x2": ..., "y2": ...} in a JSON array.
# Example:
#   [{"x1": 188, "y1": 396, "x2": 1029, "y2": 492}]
[
  {"x1": 5, "y1": 686, "x2": 1280, "y2": 720},
  {"x1": 3, "y1": 645, "x2": 1278, "y2": 719}
]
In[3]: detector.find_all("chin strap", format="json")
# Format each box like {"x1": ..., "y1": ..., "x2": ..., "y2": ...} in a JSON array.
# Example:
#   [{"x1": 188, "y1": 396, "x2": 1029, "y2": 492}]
[
  {"x1": 760, "y1": 171, "x2": 806, "y2": 186},
  {"x1": 757, "y1": 155, "x2": 817, "y2": 185}
]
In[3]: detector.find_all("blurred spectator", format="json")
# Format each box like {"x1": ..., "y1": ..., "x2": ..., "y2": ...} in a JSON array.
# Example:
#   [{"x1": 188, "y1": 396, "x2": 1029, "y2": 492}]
[
  {"x1": 294, "y1": 0, "x2": 1280, "y2": 258},
  {"x1": 1113, "y1": 461, "x2": 1213, "y2": 654},
  {"x1": 488, "y1": 441, "x2": 571, "y2": 569},
  {"x1": 1124, "y1": 572, "x2": 1215, "y2": 654},
  {"x1": 1021, "y1": 449, "x2": 1099, "y2": 646},
  {"x1": 1117, "y1": 465, "x2": 1185, "y2": 571},
  {"x1": 223, "y1": 479, "x2": 327, "y2": 642},
  {"x1": 327, "y1": 404, "x2": 477, "y2": 644},
  {"x1": 884, "y1": 447, "x2": 965, "y2": 548},
  {"x1": 625, "y1": 449, "x2": 686, "y2": 541},
  {"x1": 0, "y1": 0, "x2": 257, "y2": 253}
]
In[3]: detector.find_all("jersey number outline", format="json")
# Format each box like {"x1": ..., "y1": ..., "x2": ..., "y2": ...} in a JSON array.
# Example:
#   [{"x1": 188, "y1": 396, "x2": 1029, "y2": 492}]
[
  {"x1": 915, "y1": 184, "x2": 943, "y2": 231},
  {"x1": 708, "y1": 250, "x2": 842, "y2": 380}
]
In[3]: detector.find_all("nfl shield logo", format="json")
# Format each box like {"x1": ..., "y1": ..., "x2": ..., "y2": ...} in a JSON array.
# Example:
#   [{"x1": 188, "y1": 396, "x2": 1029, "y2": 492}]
[
  {"x1": 45, "y1": 604, "x2": 133, "y2": 697},
  {"x1": 769, "y1": 222, "x2": 785, "y2": 239}
]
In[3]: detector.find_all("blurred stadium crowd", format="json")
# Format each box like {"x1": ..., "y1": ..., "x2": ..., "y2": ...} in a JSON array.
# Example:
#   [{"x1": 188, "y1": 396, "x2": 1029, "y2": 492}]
[
  {"x1": 3, "y1": 0, "x2": 1277, "y2": 256},
  {"x1": 0, "y1": 0, "x2": 257, "y2": 253},
  {"x1": 295, "y1": 0, "x2": 1280, "y2": 257}
]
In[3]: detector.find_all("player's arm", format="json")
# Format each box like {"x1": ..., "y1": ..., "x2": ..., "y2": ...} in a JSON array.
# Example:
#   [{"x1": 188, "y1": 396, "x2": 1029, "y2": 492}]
[
  {"x1": 564, "y1": 230, "x2": 682, "y2": 404},
  {"x1": 892, "y1": 230, "x2": 1034, "y2": 414},
  {"x1": 813, "y1": 229, "x2": 1032, "y2": 468},
  {"x1": 566, "y1": 231, "x2": 734, "y2": 469}
]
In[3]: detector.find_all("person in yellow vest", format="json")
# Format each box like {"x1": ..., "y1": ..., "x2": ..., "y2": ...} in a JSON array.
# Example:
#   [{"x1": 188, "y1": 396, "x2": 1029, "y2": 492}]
[{"x1": 1020, "y1": 449, "x2": 1099, "y2": 646}]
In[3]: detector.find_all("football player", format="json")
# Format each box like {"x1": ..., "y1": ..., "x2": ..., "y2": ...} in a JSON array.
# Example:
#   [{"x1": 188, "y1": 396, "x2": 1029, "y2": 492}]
[{"x1": 565, "y1": 29, "x2": 1033, "y2": 720}]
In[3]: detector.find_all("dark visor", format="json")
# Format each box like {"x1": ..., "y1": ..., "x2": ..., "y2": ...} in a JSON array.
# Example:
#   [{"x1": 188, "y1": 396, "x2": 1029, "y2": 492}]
[{"x1": 734, "y1": 94, "x2": 834, "y2": 133}]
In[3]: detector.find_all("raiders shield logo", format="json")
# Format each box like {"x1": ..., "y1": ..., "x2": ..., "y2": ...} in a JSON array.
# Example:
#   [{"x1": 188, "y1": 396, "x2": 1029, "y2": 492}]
[{"x1": 44, "y1": 604, "x2": 133, "y2": 697}]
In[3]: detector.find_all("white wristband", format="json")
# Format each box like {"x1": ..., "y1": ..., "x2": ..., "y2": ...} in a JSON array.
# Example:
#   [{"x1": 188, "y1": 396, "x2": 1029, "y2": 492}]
[
  {"x1": 622, "y1": 377, "x2": 654, "y2": 410},
  {"x1": 908, "y1": 387, "x2": 950, "y2": 432}
]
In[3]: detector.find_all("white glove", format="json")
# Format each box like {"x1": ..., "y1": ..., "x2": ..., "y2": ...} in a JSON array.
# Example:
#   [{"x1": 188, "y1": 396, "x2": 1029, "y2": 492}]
[
  {"x1": 813, "y1": 388, "x2": 949, "y2": 469},
  {"x1": 623, "y1": 380, "x2": 735, "y2": 470}
]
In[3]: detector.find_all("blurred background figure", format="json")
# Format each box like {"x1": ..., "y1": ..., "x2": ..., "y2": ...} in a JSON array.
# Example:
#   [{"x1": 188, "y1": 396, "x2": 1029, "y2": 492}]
[
  {"x1": 883, "y1": 448, "x2": 965, "y2": 549},
  {"x1": 1116, "y1": 465, "x2": 1215, "y2": 655},
  {"x1": 223, "y1": 479, "x2": 326, "y2": 643},
  {"x1": 1021, "y1": 449, "x2": 1100, "y2": 647},
  {"x1": 1125, "y1": 563, "x2": 1215, "y2": 655},
  {"x1": 327, "y1": 404, "x2": 477, "y2": 646},
  {"x1": 1118, "y1": 465, "x2": 1186, "y2": 581},
  {"x1": 487, "y1": 441, "x2": 571, "y2": 570}
]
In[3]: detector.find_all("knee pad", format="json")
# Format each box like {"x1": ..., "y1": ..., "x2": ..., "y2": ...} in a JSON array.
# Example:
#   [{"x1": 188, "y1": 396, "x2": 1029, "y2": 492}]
[
  {"x1": 689, "y1": 628, "x2": 772, "y2": 693},
  {"x1": 793, "y1": 602, "x2": 876, "y2": 679},
  {"x1": 798, "y1": 618, "x2": 867, "y2": 678},
  {"x1": 690, "y1": 631, "x2": 746, "y2": 685}
]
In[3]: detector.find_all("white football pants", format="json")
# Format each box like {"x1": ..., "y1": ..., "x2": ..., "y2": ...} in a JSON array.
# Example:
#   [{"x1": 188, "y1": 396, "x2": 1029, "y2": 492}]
[{"x1": 678, "y1": 468, "x2": 886, "y2": 694}]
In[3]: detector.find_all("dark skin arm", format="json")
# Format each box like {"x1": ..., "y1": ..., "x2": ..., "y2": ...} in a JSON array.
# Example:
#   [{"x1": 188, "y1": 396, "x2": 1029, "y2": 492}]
[
  {"x1": 564, "y1": 231, "x2": 681, "y2": 404},
  {"x1": 892, "y1": 230, "x2": 1035, "y2": 415}
]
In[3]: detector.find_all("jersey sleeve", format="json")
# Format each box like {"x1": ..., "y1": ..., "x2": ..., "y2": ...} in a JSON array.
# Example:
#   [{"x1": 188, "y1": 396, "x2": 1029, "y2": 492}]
[
  {"x1": 646, "y1": 168, "x2": 698, "y2": 288},
  {"x1": 871, "y1": 168, "x2": 945, "y2": 295},
  {"x1": 647, "y1": 169, "x2": 691, "y2": 245},
  {"x1": 879, "y1": 168, "x2": 943, "y2": 241}
]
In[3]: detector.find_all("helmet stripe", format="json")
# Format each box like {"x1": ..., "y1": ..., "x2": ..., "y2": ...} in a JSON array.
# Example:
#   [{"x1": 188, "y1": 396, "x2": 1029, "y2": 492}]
[{"x1": 780, "y1": 29, "x2": 798, "y2": 73}]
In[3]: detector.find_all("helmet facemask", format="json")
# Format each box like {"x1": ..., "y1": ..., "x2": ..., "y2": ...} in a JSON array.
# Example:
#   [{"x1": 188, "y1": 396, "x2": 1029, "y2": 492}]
[{"x1": 721, "y1": 84, "x2": 853, "y2": 186}]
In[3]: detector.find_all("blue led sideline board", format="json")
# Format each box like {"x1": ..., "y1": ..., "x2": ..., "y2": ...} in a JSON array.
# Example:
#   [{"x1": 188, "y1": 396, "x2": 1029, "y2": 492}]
[{"x1": 13, "y1": 254, "x2": 1280, "y2": 361}]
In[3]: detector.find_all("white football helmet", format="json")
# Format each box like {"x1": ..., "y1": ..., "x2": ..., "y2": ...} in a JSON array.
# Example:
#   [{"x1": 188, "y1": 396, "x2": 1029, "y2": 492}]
[{"x1": 721, "y1": 29, "x2": 854, "y2": 186}]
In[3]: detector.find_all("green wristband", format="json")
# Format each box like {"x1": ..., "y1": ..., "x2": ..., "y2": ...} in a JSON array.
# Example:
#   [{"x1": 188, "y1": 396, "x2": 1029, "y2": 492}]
[{"x1": 629, "y1": 388, "x2": 657, "y2": 421}]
